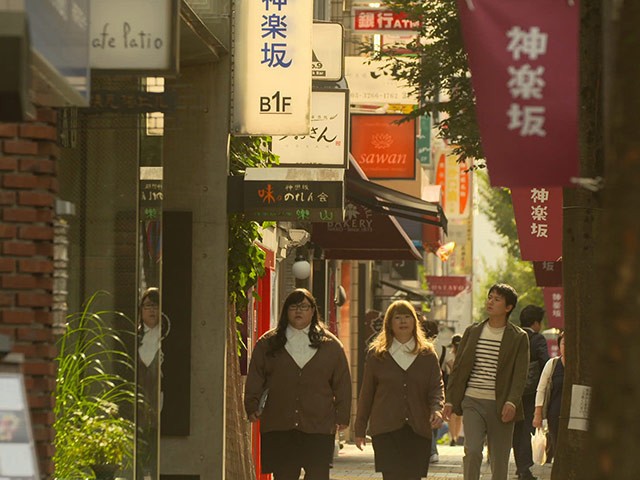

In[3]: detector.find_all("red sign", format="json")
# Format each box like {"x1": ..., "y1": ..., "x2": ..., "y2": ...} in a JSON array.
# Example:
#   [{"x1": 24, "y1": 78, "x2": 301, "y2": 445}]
[
  {"x1": 353, "y1": 9, "x2": 420, "y2": 32},
  {"x1": 512, "y1": 187, "x2": 562, "y2": 261},
  {"x1": 457, "y1": 0, "x2": 579, "y2": 187},
  {"x1": 543, "y1": 287, "x2": 564, "y2": 328},
  {"x1": 351, "y1": 115, "x2": 416, "y2": 179},
  {"x1": 533, "y1": 261, "x2": 562, "y2": 286},
  {"x1": 426, "y1": 276, "x2": 470, "y2": 297}
]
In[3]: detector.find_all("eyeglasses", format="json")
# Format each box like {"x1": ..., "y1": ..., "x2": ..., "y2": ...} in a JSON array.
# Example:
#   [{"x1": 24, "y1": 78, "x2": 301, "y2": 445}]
[
  {"x1": 142, "y1": 303, "x2": 159, "y2": 311},
  {"x1": 288, "y1": 303, "x2": 312, "y2": 312}
]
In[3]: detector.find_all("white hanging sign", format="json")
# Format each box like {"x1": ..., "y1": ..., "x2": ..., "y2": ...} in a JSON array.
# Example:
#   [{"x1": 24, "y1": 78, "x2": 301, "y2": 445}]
[{"x1": 232, "y1": 0, "x2": 313, "y2": 135}]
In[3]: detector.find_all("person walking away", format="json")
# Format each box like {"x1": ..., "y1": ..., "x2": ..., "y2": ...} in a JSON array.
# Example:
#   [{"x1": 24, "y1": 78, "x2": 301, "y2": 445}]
[
  {"x1": 533, "y1": 332, "x2": 565, "y2": 463},
  {"x1": 446, "y1": 334, "x2": 463, "y2": 446},
  {"x1": 355, "y1": 300, "x2": 444, "y2": 480},
  {"x1": 442, "y1": 283, "x2": 529, "y2": 480},
  {"x1": 244, "y1": 288, "x2": 352, "y2": 480},
  {"x1": 512, "y1": 305, "x2": 550, "y2": 480},
  {"x1": 422, "y1": 318, "x2": 445, "y2": 463}
]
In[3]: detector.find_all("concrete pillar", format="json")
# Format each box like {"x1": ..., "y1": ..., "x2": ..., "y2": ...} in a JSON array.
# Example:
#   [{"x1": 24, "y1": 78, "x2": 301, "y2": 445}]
[{"x1": 161, "y1": 59, "x2": 230, "y2": 479}]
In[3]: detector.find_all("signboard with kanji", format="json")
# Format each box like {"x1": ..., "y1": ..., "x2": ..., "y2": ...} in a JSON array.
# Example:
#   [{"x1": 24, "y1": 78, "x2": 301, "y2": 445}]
[
  {"x1": 457, "y1": 0, "x2": 579, "y2": 187},
  {"x1": 271, "y1": 90, "x2": 348, "y2": 167},
  {"x1": 512, "y1": 187, "x2": 562, "y2": 261},
  {"x1": 243, "y1": 168, "x2": 344, "y2": 222},
  {"x1": 232, "y1": 0, "x2": 313, "y2": 135},
  {"x1": 352, "y1": 9, "x2": 420, "y2": 32},
  {"x1": 543, "y1": 286, "x2": 564, "y2": 328},
  {"x1": 534, "y1": 261, "x2": 562, "y2": 286}
]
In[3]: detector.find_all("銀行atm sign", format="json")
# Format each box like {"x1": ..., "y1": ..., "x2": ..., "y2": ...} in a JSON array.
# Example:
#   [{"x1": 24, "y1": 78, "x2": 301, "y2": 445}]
[
  {"x1": 352, "y1": 8, "x2": 420, "y2": 32},
  {"x1": 232, "y1": 0, "x2": 313, "y2": 135}
]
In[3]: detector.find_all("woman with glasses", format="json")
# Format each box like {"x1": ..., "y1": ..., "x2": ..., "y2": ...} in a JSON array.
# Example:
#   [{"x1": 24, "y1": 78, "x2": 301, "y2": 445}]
[
  {"x1": 244, "y1": 288, "x2": 352, "y2": 480},
  {"x1": 355, "y1": 300, "x2": 444, "y2": 480}
]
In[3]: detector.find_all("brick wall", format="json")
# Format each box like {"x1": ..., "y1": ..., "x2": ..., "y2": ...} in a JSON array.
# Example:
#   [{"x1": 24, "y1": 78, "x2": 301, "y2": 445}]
[{"x1": 0, "y1": 108, "x2": 58, "y2": 478}]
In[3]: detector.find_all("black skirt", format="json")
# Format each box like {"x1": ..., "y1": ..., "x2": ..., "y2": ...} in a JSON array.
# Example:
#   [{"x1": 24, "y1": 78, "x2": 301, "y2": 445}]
[
  {"x1": 261, "y1": 430, "x2": 334, "y2": 473},
  {"x1": 371, "y1": 424, "x2": 431, "y2": 476}
]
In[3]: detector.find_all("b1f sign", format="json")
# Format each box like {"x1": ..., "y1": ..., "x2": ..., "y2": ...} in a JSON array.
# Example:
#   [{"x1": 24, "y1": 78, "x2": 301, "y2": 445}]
[{"x1": 232, "y1": 0, "x2": 313, "y2": 135}]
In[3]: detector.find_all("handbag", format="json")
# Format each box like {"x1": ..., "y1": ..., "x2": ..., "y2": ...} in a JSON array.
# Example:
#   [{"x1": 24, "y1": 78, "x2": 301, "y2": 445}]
[{"x1": 531, "y1": 427, "x2": 547, "y2": 465}]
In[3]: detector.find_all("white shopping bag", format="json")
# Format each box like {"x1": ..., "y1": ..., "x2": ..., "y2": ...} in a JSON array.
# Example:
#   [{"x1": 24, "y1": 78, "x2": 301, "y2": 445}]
[{"x1": 531, "y1": 427, "x2": 547, "y2": 466}]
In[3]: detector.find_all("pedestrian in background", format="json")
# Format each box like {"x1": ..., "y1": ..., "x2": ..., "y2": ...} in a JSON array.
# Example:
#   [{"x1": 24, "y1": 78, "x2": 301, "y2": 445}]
[
  {"x1": 446, "y1": 333, "x2": 463, "y2": 446},
  {"x1": 244, "y1": 288, "x2": 352, "y2": 480},
  {"x1": 443, "y1": 284, "x2": 529, "y2": 480},
  {"x1": 422, "y1": 318, "x2": 445, "y2": 464},
  {"x1": 355, "y1": 300, "x2": 444, "y2": 480},
  {"x1": 533, "y1": 332, "x2": 565, "y2": 463},
  {"x1": 512, "y1": 305, "x2": 550, "y2": 480}
]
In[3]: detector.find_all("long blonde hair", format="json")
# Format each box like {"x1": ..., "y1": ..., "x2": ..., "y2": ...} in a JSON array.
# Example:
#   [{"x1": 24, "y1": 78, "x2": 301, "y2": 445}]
[{"x1": 369, "y1": 300, "x2": 434, "y2": 356}]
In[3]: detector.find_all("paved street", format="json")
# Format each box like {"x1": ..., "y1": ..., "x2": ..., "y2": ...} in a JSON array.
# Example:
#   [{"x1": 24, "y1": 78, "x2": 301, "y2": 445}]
[{"x1": 329, "y1": 442, "x2": 552, "y2": 480}]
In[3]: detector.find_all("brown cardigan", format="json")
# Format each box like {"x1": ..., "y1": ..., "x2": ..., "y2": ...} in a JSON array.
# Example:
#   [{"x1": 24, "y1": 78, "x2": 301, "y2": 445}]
[
  {"x1": 355, "y1": 349, "x2": 444, "y2": 439},
  {"x1": 244, "y1": 328, "x2": 352, "y2": 435}
]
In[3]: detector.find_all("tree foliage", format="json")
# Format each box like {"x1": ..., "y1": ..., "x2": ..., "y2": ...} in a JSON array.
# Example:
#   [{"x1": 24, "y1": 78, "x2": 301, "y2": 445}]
[
  {"x1": 363, "y1": 0, "x2": 483, "y2": 164},
  {"x1": 477, "y1": 170, "x2": 519, "y2": 258},
  {"x1": 227, "y1": 136, "x2": 278, "y2": 353}
]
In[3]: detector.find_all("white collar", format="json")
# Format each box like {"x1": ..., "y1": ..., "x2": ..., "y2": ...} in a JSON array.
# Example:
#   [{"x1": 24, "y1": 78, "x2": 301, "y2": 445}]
[
  {"x1": 390, "y1": 337, "x2": 416, "y2": 354},
  {"x1": 286, "y1": 324, "x2": 310, "y2": 339}
]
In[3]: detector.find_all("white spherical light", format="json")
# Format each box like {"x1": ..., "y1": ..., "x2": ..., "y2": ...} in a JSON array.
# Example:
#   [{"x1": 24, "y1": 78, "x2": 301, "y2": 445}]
[{"x1": 292, "y1": 256, "x2": 311, "y2": 279}]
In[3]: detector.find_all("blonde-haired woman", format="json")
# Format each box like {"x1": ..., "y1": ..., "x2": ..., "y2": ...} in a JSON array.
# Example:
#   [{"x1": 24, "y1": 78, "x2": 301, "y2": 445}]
[{"x1": 355, "y1": 300, "x2": 444, "y2": 480}]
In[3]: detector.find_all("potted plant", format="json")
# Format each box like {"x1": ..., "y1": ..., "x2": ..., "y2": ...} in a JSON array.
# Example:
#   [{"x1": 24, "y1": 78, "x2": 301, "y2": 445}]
[{"x1": 53, "y1": 292, "x2": 137, "y2": 479}]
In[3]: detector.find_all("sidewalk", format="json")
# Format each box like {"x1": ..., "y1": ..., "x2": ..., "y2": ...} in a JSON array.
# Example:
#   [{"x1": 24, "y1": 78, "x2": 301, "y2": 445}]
[{"x1": 329, "y1": 442, "x2": 552, "y2": 480}]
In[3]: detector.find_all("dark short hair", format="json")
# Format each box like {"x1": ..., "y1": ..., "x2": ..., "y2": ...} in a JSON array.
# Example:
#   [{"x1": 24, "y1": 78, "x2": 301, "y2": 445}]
[
  {"x1": 557, "y1": 331, "x2": 565, "y2": 348},
  {"x1": 488, "y1": 283, "x2": 518, "y2": 317},
  {"x1": 520, "y1": 305, "x2": 545, "y2": 327},
  {"x1": 422, "y1": 319, "x2": 439, "y2": 339},
  {"x1": 451, "y1": 333, "x2": 462, "y2": 346}
]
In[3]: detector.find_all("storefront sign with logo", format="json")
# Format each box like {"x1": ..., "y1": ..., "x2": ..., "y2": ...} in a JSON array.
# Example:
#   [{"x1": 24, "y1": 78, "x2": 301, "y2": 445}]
[
  {"x1": 543, "y1": 287, "x2": 564, "y2": 328},
  {"x1": 512, "y1": 187, "x2": 562, "y2": 261},
  {"x1": 345, "y1": 56, "x2": 417, "y2": 105},
  {"x1": 271, "y1": 90, "x2": 348, "y2": 167},
  {"x1": 350, "y1": 114, "x2": 416, "y2": 179},
  {"x1": 243, "y1": 168, "x2": 343, "y2": 222},
  {"x1": 89, "y1": 90, "x2": 176, "y2": 113},
  {"x1": 426, "y1": 275, "x2": 470, "y2": 297},
  {"x1": 232, "y1": 0, "x2": 313, "y2": 135},
  {"x1": 352, "y1": 9, "x2": 420, "y2": 32},
  {"x1": 90, "y1": 0, "x2": 179, "y2": 73},
  {"x1": 416, "y1": 114, "x2": 431, "y2": 166},
  {"x1": 312, "y1": 23, "x2": 343, "y2": 81},
  {"x1": 457, "y1": 0, "x2": 579, "y2": 187},
  {"x1": 534, "y1": 261, "x2": 562, "y2": 287}
]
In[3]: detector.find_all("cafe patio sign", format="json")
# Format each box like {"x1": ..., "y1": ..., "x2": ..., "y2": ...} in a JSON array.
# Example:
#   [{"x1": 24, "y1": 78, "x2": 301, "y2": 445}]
[
  {"x1": 232, "y1": 0, "x2": 313, "y2": 135},
  {"x1": 90, "y1": 0, "x2": 179, "y2": 74}
]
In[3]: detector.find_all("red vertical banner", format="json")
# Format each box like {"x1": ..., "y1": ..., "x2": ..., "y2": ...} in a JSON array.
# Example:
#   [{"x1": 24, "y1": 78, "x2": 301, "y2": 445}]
[
  {"x1": 512, "y1": 187, "x2": 562, "y2": 261},
  {"x1": 543, "y1": 287, "x2": 564, "y2": 328},
  {"x1": 456, "y1": 0, "x2": 579, "y2": 187},
  {"x1": 459, "y1": 162, "x2": 469, "y2": 216}
]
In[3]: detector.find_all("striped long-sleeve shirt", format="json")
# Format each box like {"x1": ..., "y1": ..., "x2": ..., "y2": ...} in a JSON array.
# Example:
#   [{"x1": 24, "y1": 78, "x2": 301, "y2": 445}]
[{"x1": 465, "y1": 323, "x2": 505, "y2": 400}]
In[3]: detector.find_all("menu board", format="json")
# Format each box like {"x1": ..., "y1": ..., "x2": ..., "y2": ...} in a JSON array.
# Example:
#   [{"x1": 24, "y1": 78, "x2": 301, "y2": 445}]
[{"x1": 0, "y1": 373, "x2": 40, "y2": 480}]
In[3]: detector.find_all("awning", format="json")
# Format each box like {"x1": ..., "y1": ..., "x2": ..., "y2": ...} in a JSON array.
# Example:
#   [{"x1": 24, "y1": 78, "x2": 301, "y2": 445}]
[
  {"x1": 311, "y1": 202, "x2": 422, "y2": 260},
  {"x1": 346, "y1": 157, "x2": 448, "y2": 234},
  {"x1": 379, "y1": 279, "x2": 433, "y2": 301},
  {"x1": 311, "y1": 158, "x2": 446, "y2": 261}
]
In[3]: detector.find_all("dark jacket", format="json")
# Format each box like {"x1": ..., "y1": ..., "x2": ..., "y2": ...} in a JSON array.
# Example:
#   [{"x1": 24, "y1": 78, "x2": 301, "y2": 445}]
[
  {"x1": 446, "y1": 319, "x2": 529, "y2": 422},
  {"x1": 355, "y1": 349, "x2": 444, "y2": 439},
  {"x1": 523, "y1": 327, "x2": 550, "y2": 396},
  {"x1": 244, "y1": 328, "x2": 352, "y2": 435}
]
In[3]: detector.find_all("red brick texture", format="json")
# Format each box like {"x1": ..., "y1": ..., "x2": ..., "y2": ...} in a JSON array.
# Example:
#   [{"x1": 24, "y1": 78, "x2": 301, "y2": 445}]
[{"x1": 0, "y1": 108, "x2": 57, "y2": 478}]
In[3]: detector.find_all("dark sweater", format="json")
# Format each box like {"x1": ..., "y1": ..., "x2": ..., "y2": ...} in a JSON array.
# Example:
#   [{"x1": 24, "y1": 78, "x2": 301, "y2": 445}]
[
  {"x1": 355, "y1": 349, "x2": 444, "y2": 439},
  {"x1": 244, "y1": 328, "x2": 352, "y2": 435}
]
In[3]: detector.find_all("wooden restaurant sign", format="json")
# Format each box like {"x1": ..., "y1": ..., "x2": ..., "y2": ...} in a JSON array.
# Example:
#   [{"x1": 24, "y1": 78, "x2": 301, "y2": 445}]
[{"x1": 242, "y1": 168, "x2": 344, "y2": 222}]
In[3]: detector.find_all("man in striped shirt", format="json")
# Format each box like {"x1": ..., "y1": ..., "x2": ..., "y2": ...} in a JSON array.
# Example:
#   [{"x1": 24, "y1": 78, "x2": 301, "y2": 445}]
[{"x1": 443, "y1": 284, "x2": 530, "y2": 480}]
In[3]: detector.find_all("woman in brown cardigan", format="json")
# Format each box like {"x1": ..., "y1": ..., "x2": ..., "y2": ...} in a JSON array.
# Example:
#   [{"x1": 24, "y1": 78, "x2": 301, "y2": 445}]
[
  {"x1": 355, "y1": 300, "x2": 444, "y2": 480},
  {"x1": 244, "y1": 288, "x2": 352, "y2": 480}
]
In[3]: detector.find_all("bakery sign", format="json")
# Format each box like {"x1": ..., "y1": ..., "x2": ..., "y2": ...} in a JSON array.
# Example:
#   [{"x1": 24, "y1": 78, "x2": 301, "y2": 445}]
[
  {"x1": 242, "y1": 168, "x2": 344, "y2": 222},
  {"x1": 350, "y1": 114, "x2": 416, "y2": 179}
]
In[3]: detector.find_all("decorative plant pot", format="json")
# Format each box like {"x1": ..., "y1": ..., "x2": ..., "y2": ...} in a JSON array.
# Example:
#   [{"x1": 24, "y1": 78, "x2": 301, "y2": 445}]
[{"x1": 90, "y1": 464, "x2": 120, "y2": 480}]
